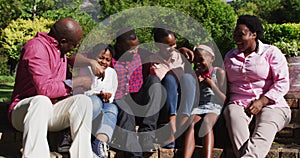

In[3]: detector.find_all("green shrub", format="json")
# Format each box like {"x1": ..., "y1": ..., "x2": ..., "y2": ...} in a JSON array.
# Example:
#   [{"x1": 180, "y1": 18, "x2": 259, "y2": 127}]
[
  {"x1": 263, "y1": 23, "x2": 300, "y2": 56},
  {"x1": 0, "y1": 17, "x2": 54, "y2": 60},
  {"x1": 273, "y1": 40, "x2": 300, "y2": 57},
  {"x1": 263, "y1": 23, "x2": 300, "y2": 44}
]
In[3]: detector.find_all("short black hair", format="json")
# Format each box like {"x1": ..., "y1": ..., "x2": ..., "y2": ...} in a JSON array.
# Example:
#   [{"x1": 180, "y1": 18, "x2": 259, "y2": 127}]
[
  {"x1": 88, "y1": 43, "x2": 115, "y2": 59},
  {"x1": 153, "y1": 28, "x2": 174, "y2": 43},
  {"x1": 116, "y1": 28, "x2": 137, "y2": 44},
  {"x1": 237, "y1": 15, "x2": 264, "y2": 40}
]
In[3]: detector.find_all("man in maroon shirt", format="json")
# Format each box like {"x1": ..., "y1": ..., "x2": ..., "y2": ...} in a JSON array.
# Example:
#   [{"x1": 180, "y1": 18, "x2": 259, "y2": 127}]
[{"x1": 9, "y1": 18, "x2": 102, "y2": 158}]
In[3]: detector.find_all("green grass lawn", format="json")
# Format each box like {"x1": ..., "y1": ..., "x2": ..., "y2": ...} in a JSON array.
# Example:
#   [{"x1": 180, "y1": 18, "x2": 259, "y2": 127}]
[
  {"x1": 0, "y1": 76, "x2": 15, "y2": 103},
  {"x1": 0, "y1": 82, "x2": 14, "y2": 103}
]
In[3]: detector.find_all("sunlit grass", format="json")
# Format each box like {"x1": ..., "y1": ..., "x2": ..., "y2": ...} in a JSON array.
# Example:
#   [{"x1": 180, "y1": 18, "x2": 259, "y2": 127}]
[{"x1": 0, "y1": 76, "x2": 14, "y2": 103}]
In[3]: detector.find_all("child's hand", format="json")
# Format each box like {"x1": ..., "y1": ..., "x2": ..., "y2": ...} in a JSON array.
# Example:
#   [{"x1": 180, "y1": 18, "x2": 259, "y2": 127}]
[
  {"x1": 203, "y1": 77, "x2": 214, "y2": 87},
  {"x1": 97, "y1": 92, "x2": 112, "y2": 103},
  {"x1": 199, "y1": 76, "x2": 217, "y2": 90},
  {"x1": 198, "y1": 75, "x2": 205, "y2": 82}
]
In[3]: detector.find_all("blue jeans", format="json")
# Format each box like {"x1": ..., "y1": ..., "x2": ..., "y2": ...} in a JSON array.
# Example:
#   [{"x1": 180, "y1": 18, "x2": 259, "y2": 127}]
[
  {"x1": 178, "y1": 73, "x2": 197, "y2": 116},
  {"x1": 89, "y1": 95, "x2": 118, "y2": 142},
  {"x1": 162, "y1": 73, "x2": 196, "y2": 116},
  {"x1": 162, "y1": 74, "x2": 178, "y2": 115}
]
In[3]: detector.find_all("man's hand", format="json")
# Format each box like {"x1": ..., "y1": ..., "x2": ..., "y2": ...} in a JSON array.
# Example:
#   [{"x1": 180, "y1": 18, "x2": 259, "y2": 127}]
[
  {"x1": 90, "y1": 60, "x2": 105, "y2": 80},
  {"x1": 69, "y1": 54, "x2": 106, "y2": 80}
]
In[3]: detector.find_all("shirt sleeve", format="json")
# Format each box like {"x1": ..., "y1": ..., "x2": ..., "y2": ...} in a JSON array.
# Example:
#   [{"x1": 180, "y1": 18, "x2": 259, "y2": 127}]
[
  {"x1": 109, "y1": 69, "x2": 118, "y2": 103},
  {"x1": 24, "y1": 41, "x2": 69, "y2": 99},
  {"x1": 264, "y1": 46, "x2": 289, "y2": 104}
]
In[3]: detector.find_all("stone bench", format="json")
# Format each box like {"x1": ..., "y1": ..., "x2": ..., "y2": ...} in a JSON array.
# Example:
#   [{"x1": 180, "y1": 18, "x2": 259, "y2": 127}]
[{"x1": 1, "y1": 101, "x2": 300, "y2": 158}]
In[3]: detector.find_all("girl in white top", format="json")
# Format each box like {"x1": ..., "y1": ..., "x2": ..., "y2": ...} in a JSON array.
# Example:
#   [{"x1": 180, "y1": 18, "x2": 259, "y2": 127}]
[
  {"x1": 85, "y1": 44, "x2": 118, "y2": 158},
  {"x1": 85, "y1": 62, "x2": 118, "y2": 103}
]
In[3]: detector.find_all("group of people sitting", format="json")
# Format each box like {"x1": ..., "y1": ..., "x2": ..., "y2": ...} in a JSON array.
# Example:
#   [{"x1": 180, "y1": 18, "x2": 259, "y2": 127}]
[{"x1": 9, "y1": 14, "x2": 291, "y2": 158}]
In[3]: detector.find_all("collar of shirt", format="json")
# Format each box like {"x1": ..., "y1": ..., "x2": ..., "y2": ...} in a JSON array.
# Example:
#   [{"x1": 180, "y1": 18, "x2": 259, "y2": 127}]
[
  {"x1": 233, "y1": 40, "x2": 264, "y2": 57},
  {"x1": 37, "y1": 32, "x2": 59, "y2": 48},
  {"x1": 37, "y1": 32, "x2": 61, "y2": 56}
]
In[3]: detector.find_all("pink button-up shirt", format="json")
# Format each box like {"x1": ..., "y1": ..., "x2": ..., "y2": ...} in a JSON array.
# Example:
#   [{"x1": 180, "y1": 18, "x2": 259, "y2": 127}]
[
  {"x1": 224, "y1": 40, "x2": 289, "y2": 108},
  {"x1": 9, "y1": 32, "x2": 70, "y2": 120}
]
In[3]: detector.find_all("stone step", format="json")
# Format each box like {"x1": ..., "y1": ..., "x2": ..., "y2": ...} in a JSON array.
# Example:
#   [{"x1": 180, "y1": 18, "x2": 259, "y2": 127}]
[
  {"x1": 1, "y1": 121, "x2": 299, "y2": 158},
  {"x1": 1, "y1": 102, "x2": 300, "y2": 158},
  {"x1": 1, "y1": 143, "x2": 299, "y2": 158},
  {"x1": 78, "y1": 144, "x2": 300, "y2": 158},
  {"x1": 276, "y1": 123, "x2": 300, "y2": 144}
]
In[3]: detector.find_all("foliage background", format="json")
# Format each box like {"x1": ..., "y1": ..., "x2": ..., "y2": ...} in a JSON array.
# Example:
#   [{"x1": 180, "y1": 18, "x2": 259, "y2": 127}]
[{"x1": 0, "y1": 0, "x2": 299, "y2": 76}]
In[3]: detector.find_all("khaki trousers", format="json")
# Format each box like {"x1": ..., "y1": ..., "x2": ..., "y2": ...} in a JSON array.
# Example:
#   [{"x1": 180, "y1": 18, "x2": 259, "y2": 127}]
[
  {"x1": 12, "y1": 94, "x2": 93, "y2": 158},
  {"x1": 224, "y1": 104, "x2": 291, "y2": 158}
]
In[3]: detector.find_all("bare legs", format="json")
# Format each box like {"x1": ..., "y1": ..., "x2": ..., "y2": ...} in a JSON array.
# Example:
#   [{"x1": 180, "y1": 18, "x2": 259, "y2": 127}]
[
  {"x1": 184, "y1": 115, "x2": 201, "y2": 158},
  {"x1": 169, "y1": 115, "x2": 176, "y2": 143},
  {"x1": 183, "y1": 113, "x2": 218, "y2": 158}
]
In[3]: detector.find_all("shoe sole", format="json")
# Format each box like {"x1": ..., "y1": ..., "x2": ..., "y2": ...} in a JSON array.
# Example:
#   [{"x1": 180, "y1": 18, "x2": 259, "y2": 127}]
[{"x1": 57, "y1": 146, "x2": 70, "y2": 153}]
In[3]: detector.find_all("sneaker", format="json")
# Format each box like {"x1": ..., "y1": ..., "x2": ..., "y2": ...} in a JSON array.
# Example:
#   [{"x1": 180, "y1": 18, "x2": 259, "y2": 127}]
[
  {"x1": 57, "y1": 132, "x2": 72, "y2": 153},
  {"x1": 92, "y1": 139, "x2": 109, "y2": 158},
  {"x1": 164, "y1": 142, "x2": 175, "y2": 149}
]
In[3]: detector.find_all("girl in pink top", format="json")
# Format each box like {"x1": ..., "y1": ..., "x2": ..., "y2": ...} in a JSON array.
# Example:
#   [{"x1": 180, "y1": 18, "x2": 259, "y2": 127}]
[{"x1": 183, "y1": 44, "x2": 226, "y2": 158}]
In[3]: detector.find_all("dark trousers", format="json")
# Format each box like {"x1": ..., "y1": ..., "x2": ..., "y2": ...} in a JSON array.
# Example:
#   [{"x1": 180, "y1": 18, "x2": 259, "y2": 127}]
[{"x1": 113, "y1": 76, "x2": 165, "y2": 158}]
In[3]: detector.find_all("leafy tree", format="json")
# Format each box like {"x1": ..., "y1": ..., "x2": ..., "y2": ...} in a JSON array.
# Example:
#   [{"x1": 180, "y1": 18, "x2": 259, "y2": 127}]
[
  {"x1": 0, "y1": 0, "x2": 55, "y2": 29},
  {"x1": 234, "y1": 2, "x2": 258, "y2": 17},
  {"x1": 263, "y1": 23, "x2": 300, "y2": 57},
  {"x1": 230, "y1": 0, "x2": 300, "y2": 24},
  {"x1": 268, "y1": 0, "x2": 300, "y2": 23},
  {"x1": 0, "y1": 1, "x2": 97, "y2": 63},
  {"x1": 42, "y1": 3, "x2": 97, "y2": 37},
  {"x1": 0, "y1": 0, "x2": 23, "y2": 29},
  {"x1": 98, "y1": 0, "x2": 237, "y2": 56}
]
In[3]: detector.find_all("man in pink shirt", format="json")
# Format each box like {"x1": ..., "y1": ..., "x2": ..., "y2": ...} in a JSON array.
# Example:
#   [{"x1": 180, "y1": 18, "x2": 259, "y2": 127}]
[
  {"x1": 9, "y1": 18, "x2": 103, "y2": 158},
  {"x1": 223, "y1": 15, "x2": 291, "y2": 158}
]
